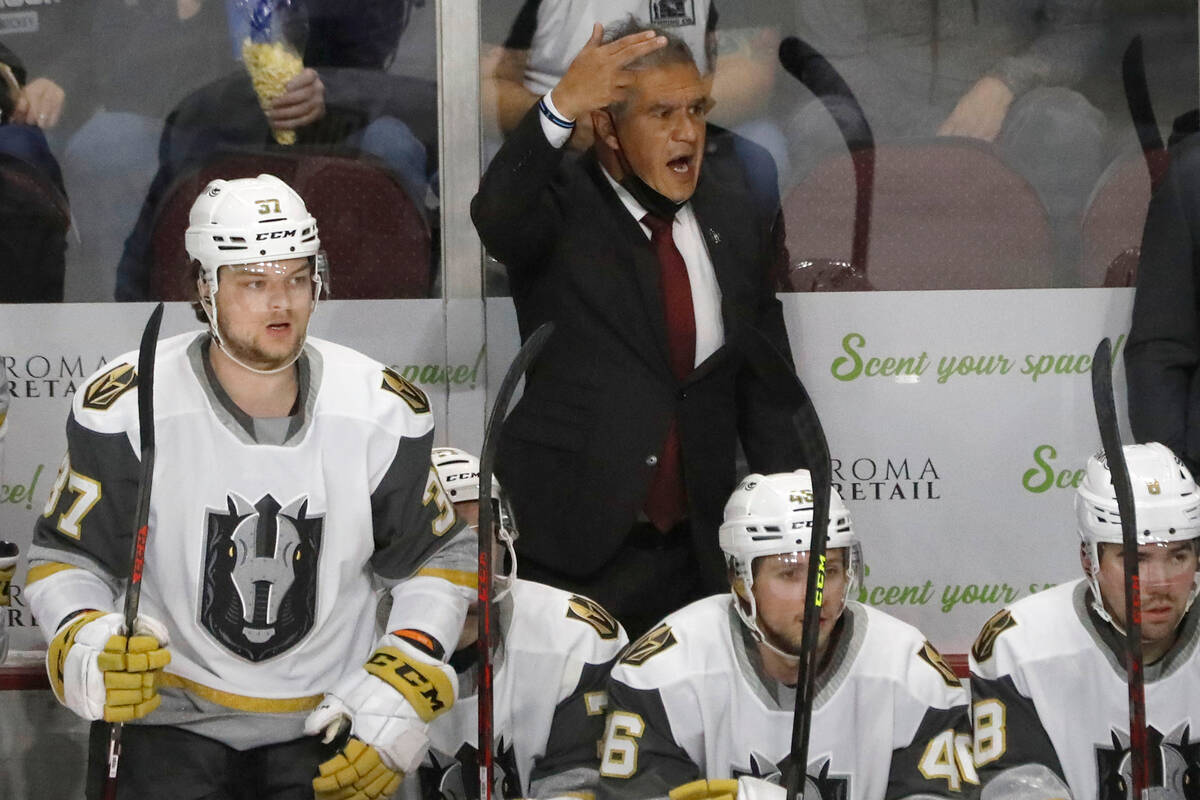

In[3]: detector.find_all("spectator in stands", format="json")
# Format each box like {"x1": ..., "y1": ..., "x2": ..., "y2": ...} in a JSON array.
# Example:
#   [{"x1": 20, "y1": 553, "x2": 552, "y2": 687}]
[
  {"x1": 114, "y1": 0, "x2": 434, "y2": 301},
  {"x1": 776, "y1": 0, "x2": 1108, "y2": 285},
  {"x1": 0, "y1": 43, "x2": 69, "y2": 302}
]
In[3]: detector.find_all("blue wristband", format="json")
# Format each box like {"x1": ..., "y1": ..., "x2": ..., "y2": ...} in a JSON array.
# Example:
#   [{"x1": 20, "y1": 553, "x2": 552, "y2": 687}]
[{"x1": 538, "y1": 97, "x2": 576, "y2": 130}]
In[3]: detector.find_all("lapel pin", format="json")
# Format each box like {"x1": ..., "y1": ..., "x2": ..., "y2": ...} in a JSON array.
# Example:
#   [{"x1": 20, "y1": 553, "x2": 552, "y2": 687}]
[{"x1": 709, "y1": 228, "x2": 721, "y2": 245}]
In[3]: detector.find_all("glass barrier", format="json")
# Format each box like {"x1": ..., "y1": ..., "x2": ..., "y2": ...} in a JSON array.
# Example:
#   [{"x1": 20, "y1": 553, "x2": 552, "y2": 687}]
[
  {"x1": 478, "y1": 0, "x2": 1199, "y2": 291},
  {"x1": 0, "y1": 0, "x2": 442, "y2": 303}
]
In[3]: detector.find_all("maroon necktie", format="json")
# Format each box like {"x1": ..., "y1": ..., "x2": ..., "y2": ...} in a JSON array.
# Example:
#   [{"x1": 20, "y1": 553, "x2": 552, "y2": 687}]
[{"x1": 641, "y1": 213, "x2": 696, "y2": 533}]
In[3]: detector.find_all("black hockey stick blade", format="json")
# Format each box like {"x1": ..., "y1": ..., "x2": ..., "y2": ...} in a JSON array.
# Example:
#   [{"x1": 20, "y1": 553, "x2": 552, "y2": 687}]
[
  {"x1": 739, "y1": 324, "x2": 833, "y2": 800},
  {"x1": 1122, "y1": 36, "x2": 1167, "y2": 189},
  {"x1": 778, "y1": 36, "x2": 875, "y2": 274},
  {"x1": 1091, "y1": 337, "x2": 1149, "y2": 798},
  {"x1": 476, "y1": 322, "x2": 554, "y2": 800},
  {"x1": 105, "y1": 301, "x2": 164, "y2": 798}
]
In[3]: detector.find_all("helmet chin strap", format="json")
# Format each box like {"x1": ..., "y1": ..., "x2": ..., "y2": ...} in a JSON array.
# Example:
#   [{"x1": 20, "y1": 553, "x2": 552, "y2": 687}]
[{"x1": 201, "y1": 279, "x2": 315, "y2": 377}]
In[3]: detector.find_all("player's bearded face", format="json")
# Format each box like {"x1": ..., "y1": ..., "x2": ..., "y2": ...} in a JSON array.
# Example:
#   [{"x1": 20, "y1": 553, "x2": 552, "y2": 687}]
[
  {"x1": 213, "y1": 259, "x2": 315, "y2": 370},
  {"x1": 1096, "y1": 540, "x2": 1199, "y2": 646},
  {"x1": 752, "y1": 549, "x2": 849, "y2": 658}
]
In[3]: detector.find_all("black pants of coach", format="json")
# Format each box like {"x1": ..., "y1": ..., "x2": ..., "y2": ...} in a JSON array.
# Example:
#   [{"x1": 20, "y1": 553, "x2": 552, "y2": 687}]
[
  {"x1": 86, "y1": 721, "x2": 336, "y2": 800},
  {"x1": 520, "y1": 520, "x2": 706, "y2": 641}
]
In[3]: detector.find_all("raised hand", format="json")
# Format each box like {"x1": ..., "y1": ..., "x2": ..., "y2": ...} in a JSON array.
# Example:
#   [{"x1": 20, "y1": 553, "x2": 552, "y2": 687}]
[{"x1": 550, "y1": 23, "x2": 667, "y2": 121}]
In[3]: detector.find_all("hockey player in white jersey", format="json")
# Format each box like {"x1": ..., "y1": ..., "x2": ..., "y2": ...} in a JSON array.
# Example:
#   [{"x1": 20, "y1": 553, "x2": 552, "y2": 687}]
[
  {"x1": 404, "y1": 446, "x2": 628, "y2": 800},
  {"x1": 24, "y1": 174, "x2": 476, "y2": 800},
  {"x1": 598, "y1": 470, "x2": 974, "y2": 800},
  {"x1": 970, "y1": 442, "x2": 1200, "y2": 800}
]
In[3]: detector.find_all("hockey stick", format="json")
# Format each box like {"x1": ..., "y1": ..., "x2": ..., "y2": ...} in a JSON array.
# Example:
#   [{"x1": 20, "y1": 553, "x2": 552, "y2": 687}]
[
  {"x1": 1090, "y1": 337, "x2": 1149, "y2": 799},
  {"x1": 778, "y1": 37, "x2": 875, "y2": 276},
  {"x1": 475, "y1": 322, "x2": 554, "y2": 800},
  {"x1": 738, "y1": 324, "x2": 833, "y2": 800},
  {"x1": 1121, "y1": 36, "x2": 1168, "y2": 190},
  {"x1": 103, "y1": 301, "x2": 164, "y2": 800}
]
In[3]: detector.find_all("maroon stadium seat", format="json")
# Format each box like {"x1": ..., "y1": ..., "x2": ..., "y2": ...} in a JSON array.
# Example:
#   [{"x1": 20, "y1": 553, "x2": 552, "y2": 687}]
[
  {"x1": 1079, "y1": 148, "x2": 1168, "y2": 288},
  {"x1": 782, "y1": 138, "x2": 1054, "y2": 291},
  {"x1": 148, "y1": 150, "x2": 430, "y2": 300}
]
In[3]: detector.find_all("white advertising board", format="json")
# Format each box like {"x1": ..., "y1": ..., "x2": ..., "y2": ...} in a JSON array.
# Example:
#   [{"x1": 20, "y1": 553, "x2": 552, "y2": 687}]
[{"x1": 1, "y1": 290, "x2": 1135, "y2": 655}]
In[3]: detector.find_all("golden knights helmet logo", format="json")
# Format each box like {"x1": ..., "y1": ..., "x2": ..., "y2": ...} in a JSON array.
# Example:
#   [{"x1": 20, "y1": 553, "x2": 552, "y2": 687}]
[{"x1": 201, "y1": 493, "x2": 323, "y2": 662}]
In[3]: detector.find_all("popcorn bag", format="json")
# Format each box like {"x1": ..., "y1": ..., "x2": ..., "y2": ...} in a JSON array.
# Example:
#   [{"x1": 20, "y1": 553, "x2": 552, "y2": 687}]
[{"x1": 237, "y1": 0, "x2": 306, "y2": 145}]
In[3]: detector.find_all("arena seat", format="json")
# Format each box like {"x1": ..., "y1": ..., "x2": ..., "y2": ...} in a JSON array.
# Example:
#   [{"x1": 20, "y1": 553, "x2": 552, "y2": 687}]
[
  {"x1": 1079, "y1": 148, "x2": 1168, "y2": 288},
  {"x1": 148, "y1": 149, "x2": 431, "y2": 300},
  {"x1": 781, "y1": 138, "x2": 1054, "y2": 291},
  {"x1": 0, "y1": 153, "x2": 70, "y2": 302}
]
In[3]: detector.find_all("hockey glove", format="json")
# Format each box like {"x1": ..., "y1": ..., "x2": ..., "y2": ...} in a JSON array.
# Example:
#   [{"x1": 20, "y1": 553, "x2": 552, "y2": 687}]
[
  {"x1": 0, "y1": 540, "x2": 16, "y2": 663},
  {"x1": 670, "y1": 778, "x2": 783, "y2": 800},
  {"x1": 313, "y1": 736, "x2": 404, "y2": 800},
  {"x1": 47, "y1": 610, "x2": 171, "y2": 722},
  {"x1": 304, "y1": 633, "x2": 457, "y2": 775}
]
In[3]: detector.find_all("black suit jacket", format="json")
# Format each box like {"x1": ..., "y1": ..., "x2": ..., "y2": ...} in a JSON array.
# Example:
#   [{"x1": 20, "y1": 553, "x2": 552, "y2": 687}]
[{"x1": 471, "y1": 107, "x2": 804, "y2": 591}]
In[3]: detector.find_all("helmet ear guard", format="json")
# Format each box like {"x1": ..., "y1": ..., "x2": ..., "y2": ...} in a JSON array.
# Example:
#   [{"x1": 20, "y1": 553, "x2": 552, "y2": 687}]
[
  {"x1": 718, "y1": 470, "x2": 861, "y2": 660},
  {"x1": 1075, "y1": 442, "x2": 1200, "y2": 625}
]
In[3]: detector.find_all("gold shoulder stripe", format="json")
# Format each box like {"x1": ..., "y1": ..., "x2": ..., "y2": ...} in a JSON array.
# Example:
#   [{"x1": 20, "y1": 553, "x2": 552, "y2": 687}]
[
  {"x1": 917, "y1": 640, "x2": 961, "y2": 688},
  {"x1": 26, "y1": 562, "x2": 79, "y2": 586},
  {"x1": 972, "y1": 608, "x2": 1017, "y2": 664},
  {"x1": 83, "y1": 363, "x2": 137, "y2": 411},
  {"x1": 621, "y1": 623, "x2": 677, "y2": 666},
  {"x1": 566, "y1": 595, "x2": 620, "y2": 640},
  {"x1": 381, "y1": 367, "x2": 430, "y2": 414},
  {"x1": 158, "y1": 673, "x2": 323, "y2": 713}
]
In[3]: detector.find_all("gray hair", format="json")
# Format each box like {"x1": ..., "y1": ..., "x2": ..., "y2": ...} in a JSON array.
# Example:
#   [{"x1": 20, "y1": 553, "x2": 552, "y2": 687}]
[{"x1": 602, "y1": 16, "x2": 706, "y2": 118}]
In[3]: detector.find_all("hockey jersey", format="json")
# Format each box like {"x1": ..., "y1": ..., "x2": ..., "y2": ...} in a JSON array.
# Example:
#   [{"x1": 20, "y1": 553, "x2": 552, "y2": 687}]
[
  {"x1": 25, "y1": 331, "x2": 474, "y2": 749},
  {"x1": 970, "y1": 579, "x2": 1200, "y2": 800},
  {"x1": 599, "y1": 595, "x2": 973, "y2": 800},
  {"x1": 407, "y1": 579, "x2": 629, "y2": 800}
]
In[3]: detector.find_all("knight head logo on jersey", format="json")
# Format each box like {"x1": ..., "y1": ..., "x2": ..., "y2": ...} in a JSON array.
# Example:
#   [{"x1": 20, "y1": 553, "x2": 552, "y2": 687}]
[{"x1": 201, "y1": 492, "x2": 323, "y2": 662}]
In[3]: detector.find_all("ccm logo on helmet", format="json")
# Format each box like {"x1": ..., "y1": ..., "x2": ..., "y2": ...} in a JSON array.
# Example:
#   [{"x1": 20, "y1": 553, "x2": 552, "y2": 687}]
[
  {"x1": 444, "y1": 472, "x2": 477, "y2": 483},
  {"x1": 256, "y1": 230, "x2": 297, "y2": 240}
]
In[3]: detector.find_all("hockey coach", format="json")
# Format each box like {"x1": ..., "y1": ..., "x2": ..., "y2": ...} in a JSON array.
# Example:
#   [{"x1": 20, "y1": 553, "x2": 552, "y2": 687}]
[
  {"x1": 472, "y1": 18, "x2": 803, "y2": 638},
  {"x1": 26, "y1": 174, "x2": 476, "y2": 799}
]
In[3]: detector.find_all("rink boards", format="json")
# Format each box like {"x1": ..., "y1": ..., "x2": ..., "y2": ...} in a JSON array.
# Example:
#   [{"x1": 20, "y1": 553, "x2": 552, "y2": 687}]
[{"x1": 0, "y1": 289, "x2": 1134, "y2": 655}]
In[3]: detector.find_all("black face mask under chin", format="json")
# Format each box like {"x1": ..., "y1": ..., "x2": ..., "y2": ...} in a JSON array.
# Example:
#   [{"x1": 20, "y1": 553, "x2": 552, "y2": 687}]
[{"x1": 608, "y1": 114, "x2": 687, "y2": 221}]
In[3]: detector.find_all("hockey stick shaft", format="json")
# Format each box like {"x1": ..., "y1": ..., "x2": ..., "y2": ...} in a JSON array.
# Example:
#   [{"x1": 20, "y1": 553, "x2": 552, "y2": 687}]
[
  {"x1": 104, "y1": 302, "x2": 163, "y2": 799},
  {"x1": 738, "y1": 324, "x2": 833, "y2": 800},
  {"x1": 1091, "y1": 337, "x2": 1149, "y2": 799},
  {"x1": 476, "y1": 322, "x2": 554, "y2": 800},
  {"x1": 778, "y1": 37, "x2": 875, "y2": 274},
  {"x1": 1122, "y1": 36, "x2": 1167, "y2": 188}
]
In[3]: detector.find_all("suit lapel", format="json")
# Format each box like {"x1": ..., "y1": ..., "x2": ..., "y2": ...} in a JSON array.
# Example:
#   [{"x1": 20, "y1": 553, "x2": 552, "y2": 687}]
[
  {"x1": 689, "y1": 175, "x2": 742, "y2": 354},
  {"x1": 586, "y1": 159, "x2": 673, "y2": 375}
]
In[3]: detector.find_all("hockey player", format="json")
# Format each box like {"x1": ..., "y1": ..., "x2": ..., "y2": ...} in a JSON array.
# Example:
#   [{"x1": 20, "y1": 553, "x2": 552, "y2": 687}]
[
  {"x1": 598, "y1": 470, "x2": 974, "y2": 800},
  {"x1": 970, "y1": 442, "x2": 1200, "y2": 800},
  {"x1": 404, "y1": 446, "x2": 629, "y2": 800},
  {"x1": 24, "y1": 174, "x2": 475, "y2": 800}
]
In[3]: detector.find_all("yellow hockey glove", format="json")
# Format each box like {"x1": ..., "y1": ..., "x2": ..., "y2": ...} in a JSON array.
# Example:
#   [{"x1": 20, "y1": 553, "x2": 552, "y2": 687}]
[
  {"x1": 313, "y1": 736, "x2": 404, "y2": 800},
  {"x1": 47, "y1": 610, "x2": 171, "y2": 722}
]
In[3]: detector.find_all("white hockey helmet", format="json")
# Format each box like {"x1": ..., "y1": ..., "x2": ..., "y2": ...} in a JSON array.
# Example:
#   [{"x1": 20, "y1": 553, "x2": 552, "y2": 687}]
[
  {"x1": 719, "y1": 470, "x2": 861, "y2": 657},
  {"x1": 1076, "y1": 442, "x2": 1200, "y2": 622},
  {"x1": 431, "y1": 447, "x2": 517, "y2": 599},
  {"x1": 185, "y1": 174, "x2": 324, "y2": 373}
]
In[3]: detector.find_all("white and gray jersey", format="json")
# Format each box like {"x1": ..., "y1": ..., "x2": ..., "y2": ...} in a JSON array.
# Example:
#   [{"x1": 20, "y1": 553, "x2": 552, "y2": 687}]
[
  {"x1": 26, "y1": 331, "x2": 474, "y2": 749},
  {"x1": 600, "y1": 595, "x2": 973, "y2": 800},
  {"x1": 969, "y1": 579, "x2": 1200, "y2": 800},
  {"x1": 503, "y1": 0, "x2": 719, "y2": 97},
  {"x1": 408, "y1": 579, "x2": 628, "y2": 800}
]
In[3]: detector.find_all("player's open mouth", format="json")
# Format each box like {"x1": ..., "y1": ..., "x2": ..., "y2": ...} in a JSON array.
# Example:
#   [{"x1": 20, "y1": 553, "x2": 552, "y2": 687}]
[
  {"x1": 668, "y1": 156, "x2": 692, "y2": 174},
  {"x1": 267, "y1": 322, "x2": 291, "y2": 331}
]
